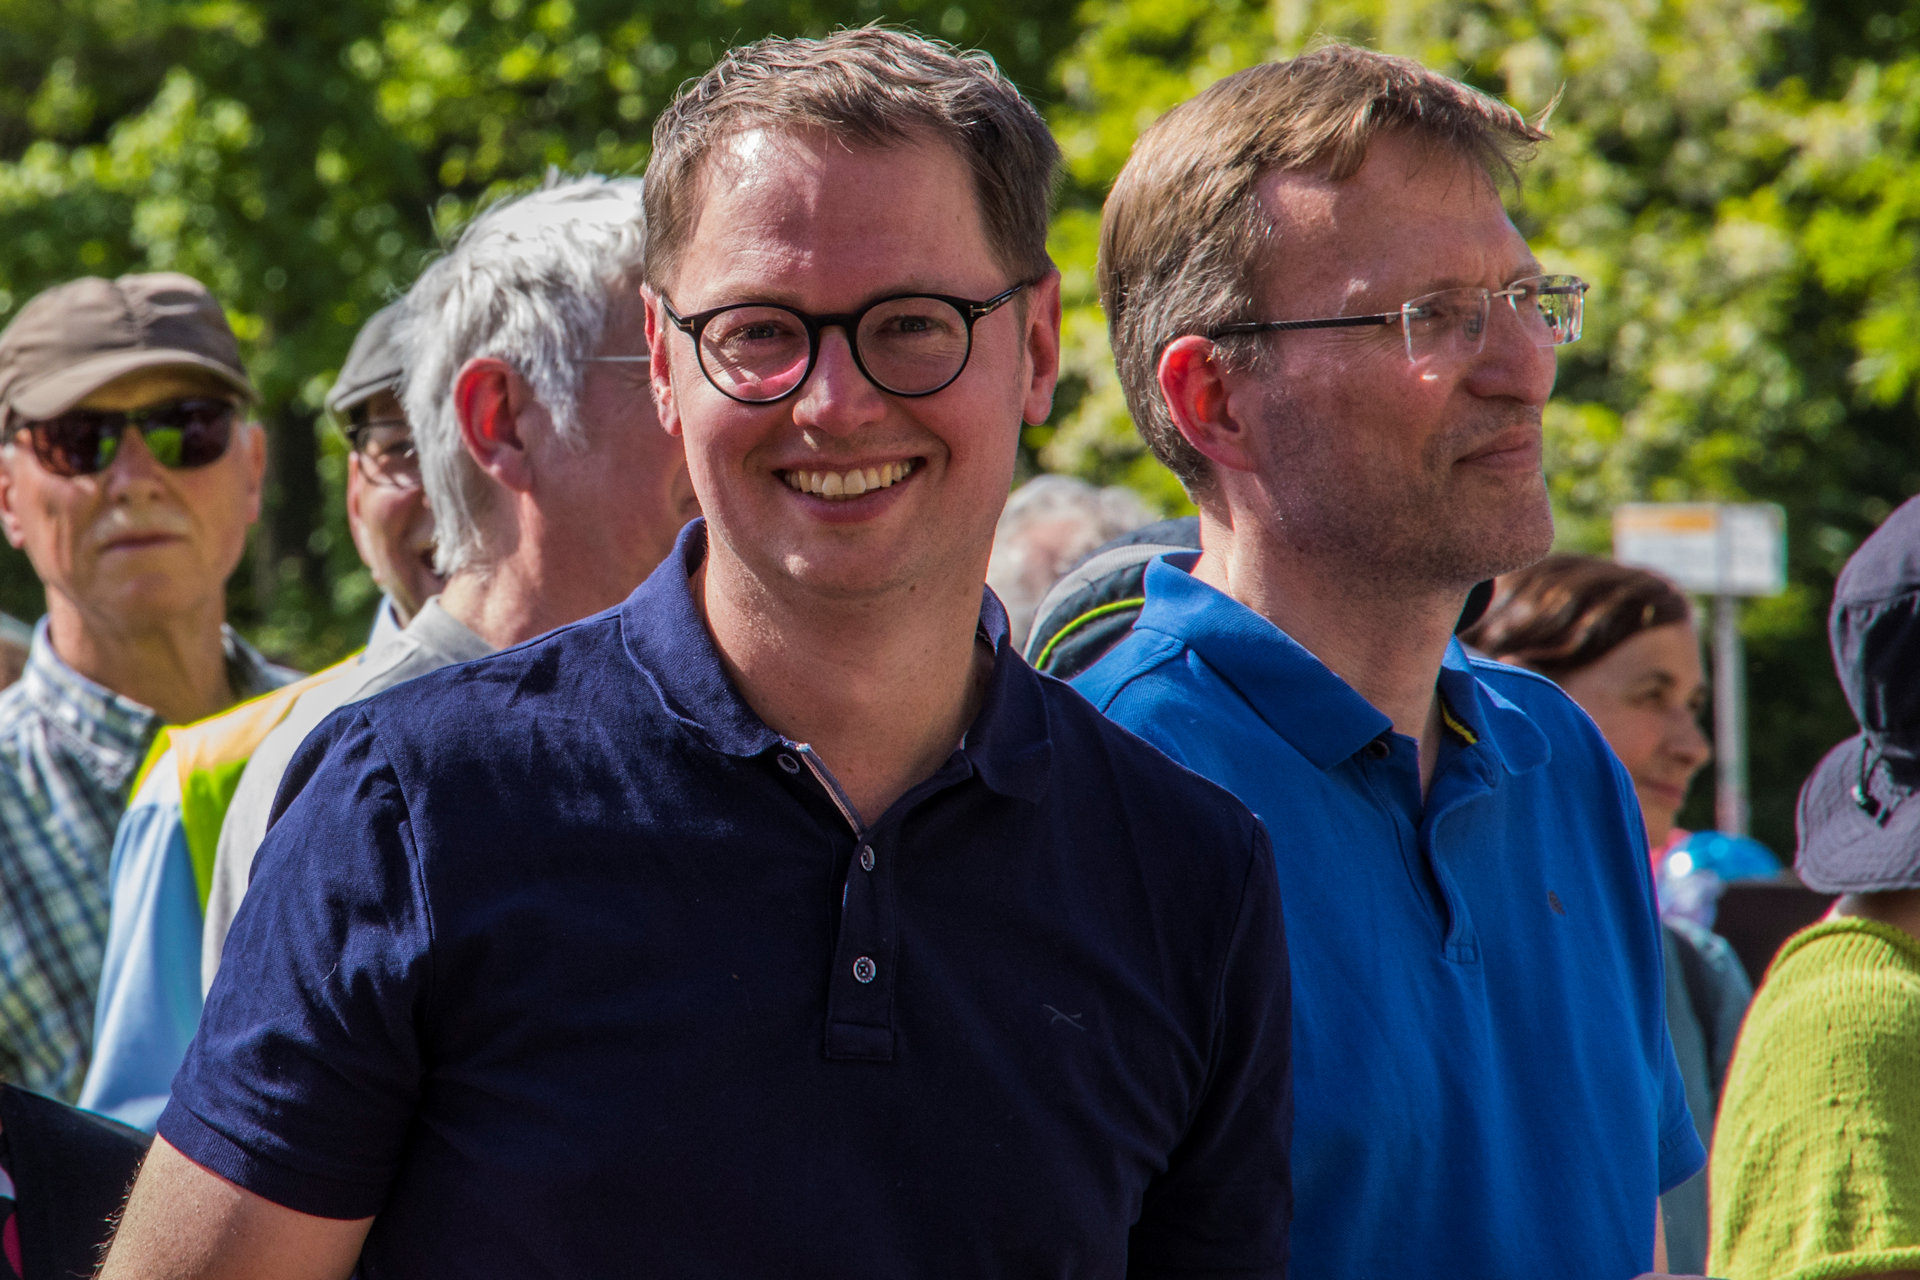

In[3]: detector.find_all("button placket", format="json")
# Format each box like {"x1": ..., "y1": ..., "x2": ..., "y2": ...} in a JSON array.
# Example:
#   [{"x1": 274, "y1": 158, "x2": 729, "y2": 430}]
[
  {"x1": 783, "y1": 743, "x2": 898, "y2": 1063},
  {"x1": 824, "y1": 827, "x2": 896, "y2": 1060}
]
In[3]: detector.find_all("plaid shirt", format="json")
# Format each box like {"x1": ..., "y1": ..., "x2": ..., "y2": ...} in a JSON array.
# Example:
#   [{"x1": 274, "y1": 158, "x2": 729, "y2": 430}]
[{"x1": 0, "y1": 622, "x2": 292, "y2": 1100}]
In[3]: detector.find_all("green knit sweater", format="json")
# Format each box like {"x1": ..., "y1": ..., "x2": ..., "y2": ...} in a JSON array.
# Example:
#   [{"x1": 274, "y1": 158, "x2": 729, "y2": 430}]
[{"x1": 1709, "y1": 918, "x2": 1920, "y2": 1280}]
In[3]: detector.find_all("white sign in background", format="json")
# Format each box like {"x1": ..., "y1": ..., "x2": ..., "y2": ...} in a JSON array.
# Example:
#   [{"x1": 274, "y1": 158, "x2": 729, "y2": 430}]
[{"x1": 1613, "y1": 503, "x2": 1787, "y2": 597}]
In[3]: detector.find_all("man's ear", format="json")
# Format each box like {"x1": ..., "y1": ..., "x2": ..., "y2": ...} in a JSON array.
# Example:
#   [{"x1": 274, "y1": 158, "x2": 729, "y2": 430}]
[
  {"x1": 0, "y1": 447, "x2": 24, "y2": 550},
  {"x1": 1157, "y1": 335, "x2": 1264, "y2": 476},
  {"x1": 642, "y1": 286, "x2": 683, "y2": 439},
  {"x1": 238, "y1": 420, "x2": 267, "y2": 525},
  {"x1": 453, "y1": 357, "x2": 536, "y2": 493},
  {"x1": 1020, "y1": 269, "x2": 1064, "y2": 428}
]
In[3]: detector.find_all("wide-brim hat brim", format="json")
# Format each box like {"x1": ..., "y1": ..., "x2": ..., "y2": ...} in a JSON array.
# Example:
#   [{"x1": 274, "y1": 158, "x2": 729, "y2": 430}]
[
  {"x1": 1796, "y1": 732, "x2": 1920, "y2": 893},
  {"x1": 7, "y1": 348, "x2": 256, "y2": 421}
]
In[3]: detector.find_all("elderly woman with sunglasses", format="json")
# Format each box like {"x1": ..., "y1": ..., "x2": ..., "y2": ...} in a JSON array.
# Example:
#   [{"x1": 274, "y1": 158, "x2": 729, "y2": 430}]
[{"x1": 0, "y1": 273, "x2": 295, "y2": 1107}]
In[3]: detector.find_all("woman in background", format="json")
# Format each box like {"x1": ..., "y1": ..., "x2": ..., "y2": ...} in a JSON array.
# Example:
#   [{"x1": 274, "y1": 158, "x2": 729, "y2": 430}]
[{"x1": 1463, "y1": 554, "x2": 1750, "y2": 1276}]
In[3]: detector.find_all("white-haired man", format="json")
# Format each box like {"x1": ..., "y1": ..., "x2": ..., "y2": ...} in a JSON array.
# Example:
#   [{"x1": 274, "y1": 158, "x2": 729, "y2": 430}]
[
  {"x1": 79, "y1": 175, "x2": 692, "y2": 1142},
  {"x1": 199, "y1": 174, "x2": 696, "y2": 978}
]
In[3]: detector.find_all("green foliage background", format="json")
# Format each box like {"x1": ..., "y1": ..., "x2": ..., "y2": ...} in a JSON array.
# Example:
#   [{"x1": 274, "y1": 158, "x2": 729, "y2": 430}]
[{"x1": 1, "y1": 0, "x2": 1915, "y2": 850}]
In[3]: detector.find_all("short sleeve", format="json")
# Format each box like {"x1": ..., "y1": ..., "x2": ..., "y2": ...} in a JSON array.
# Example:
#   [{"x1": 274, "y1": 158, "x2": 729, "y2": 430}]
[
  {"x1": 1655, "y1": 1050, "x2": 1708, "y2": 1195},
  {"x1": 157, "y1": 707, "x2": 433, "y2": 1220},
  {"x1": 1653, "y1": 914, "x2": 1709, "y2": 1194},
  {"x1": 1597, "y1": 749, "x2": 1707, "y2": 1196},
  {"x1": 1127, "y1": 821, "x2": 1291, "y2": 1278},
  {"x1": 1654, "y1": 916, "x2": 1709, "y2": 1194}
]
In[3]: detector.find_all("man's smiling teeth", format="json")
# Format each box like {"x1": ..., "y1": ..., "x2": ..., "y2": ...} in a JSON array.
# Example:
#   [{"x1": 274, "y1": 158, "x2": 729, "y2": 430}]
[{"x1": 783, "y1": 460, "x2": 915, "y2": 499}]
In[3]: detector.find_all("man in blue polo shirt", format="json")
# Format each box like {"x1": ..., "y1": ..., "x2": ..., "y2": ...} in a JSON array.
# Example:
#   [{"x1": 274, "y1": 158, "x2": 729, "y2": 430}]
[
  {"x1": 98, "y1": 30, "x2": 1292, "y2": 1279},
  {"x1": 1079, "y1": 44, "x2": 1701, "y2": 1280}
]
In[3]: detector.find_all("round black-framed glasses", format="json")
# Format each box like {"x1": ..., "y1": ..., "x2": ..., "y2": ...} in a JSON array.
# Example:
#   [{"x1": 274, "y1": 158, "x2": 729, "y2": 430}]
[{"x1": 661, "y1": 280, "x2": 1033, "y2": 405}]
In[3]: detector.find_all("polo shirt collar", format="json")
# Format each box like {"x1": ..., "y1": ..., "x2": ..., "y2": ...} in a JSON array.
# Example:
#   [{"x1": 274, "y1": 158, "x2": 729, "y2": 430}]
[
  {"x1": 19, "y1": 618, "x2": 290, "y2": 755},
  {"x1": 1436, "y1": 641, "x2": 1552, "y2": 776},
  {"x1": 20, "y1": 618, "x2": 158, "y2": 770},
  {"x1": 401, "y1": 598, "x2": 495, "y2": 667},
  {"x1": 621, "y1": 520, "x2": 1052, "y2": 803},
  {"x1": 1135, "y1": 553, "x2": 1389, "y2": 770},
  {"x1": 1136, "y1": 554, "x2": 1552, "y2": 778},
  {"x1": 956, "y1": 586, "x2": 1052, "y2": 803}
]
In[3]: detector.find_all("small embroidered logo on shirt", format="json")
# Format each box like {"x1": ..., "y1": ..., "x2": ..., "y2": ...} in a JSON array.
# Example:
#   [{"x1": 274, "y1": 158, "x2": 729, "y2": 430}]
[
  {"x1": 1547, "y1": 890, "x2": 1567, "y2": 916},
  {"x1": 1044, "y1": 1005, "x2": 1087, "y2": 1031}
]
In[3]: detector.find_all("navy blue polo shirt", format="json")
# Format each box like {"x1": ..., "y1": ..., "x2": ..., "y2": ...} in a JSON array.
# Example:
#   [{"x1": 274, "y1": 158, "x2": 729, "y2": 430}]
[
  {"x1": 159, "y1": 524, "x2": 1292, "y2": 1278},
  {"x1": 1075, "y1": 554, "x2": 1703, "y2": 1280}
]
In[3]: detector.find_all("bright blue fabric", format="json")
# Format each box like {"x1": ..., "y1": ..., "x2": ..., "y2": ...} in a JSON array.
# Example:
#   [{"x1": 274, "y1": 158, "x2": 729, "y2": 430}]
[
  {"x1": 79, "y1": 765, "x2": 202, "y2": 1131},
  {"x1": 1075, "y1": 553, "x2": 1704, "y2": 1280}
]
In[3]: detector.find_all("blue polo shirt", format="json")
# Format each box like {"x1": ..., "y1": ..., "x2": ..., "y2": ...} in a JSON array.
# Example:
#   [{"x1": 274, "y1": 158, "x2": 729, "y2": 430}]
[
  {"x1": 158, "y1": 523, "x2": 1293, "y2": 1278},
  {"x1": 1075, "y1": 554, "x2": 1702, "y2": 1280}
]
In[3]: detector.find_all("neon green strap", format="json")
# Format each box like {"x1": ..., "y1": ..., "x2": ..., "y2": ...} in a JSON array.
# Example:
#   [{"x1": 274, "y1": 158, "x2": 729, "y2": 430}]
[{"x1": 1033, "y1": 597, "x2": 1146, "y2": 671}]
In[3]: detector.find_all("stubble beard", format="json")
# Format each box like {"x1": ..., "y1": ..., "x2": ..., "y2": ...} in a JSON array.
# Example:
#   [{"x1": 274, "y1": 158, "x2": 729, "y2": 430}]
[{"x1": 1256, "y1": 400, "x2": 1555, "y2": 603}]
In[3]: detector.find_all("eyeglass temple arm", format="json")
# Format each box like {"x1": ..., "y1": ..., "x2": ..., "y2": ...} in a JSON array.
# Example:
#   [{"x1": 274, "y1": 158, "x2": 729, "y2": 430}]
[
  {"x1": 1211, "y1": 314, "x2": 1398, "y2": 338},
  {"x1": 964, "y1": 279, "x2": 1035, "y2": 319}
]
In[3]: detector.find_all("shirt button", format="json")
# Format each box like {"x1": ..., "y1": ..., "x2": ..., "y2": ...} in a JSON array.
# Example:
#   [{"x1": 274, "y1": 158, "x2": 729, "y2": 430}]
[
  {"x1": 776, "y1": 752, "x2": 801, "y2": 774},
  {"x1": 1365, "y1": 737, "x2": 1391, "y2": 761},
  {"x1": 852, "y1": 956, "x2": 877, "y2": 984},
  {"x1": 859, "y1": 845, "x2": 876, "y2": 871}
]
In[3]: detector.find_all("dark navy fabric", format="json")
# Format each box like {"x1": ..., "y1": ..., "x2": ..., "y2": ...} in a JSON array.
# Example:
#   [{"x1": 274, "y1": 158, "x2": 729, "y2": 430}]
[
  {"x1": 159, "y1": 522, "x2": 1293, "y2": 1279},
  {"x1": 1075, "y1": 553, "x2": 1703, "y2": 1280}
]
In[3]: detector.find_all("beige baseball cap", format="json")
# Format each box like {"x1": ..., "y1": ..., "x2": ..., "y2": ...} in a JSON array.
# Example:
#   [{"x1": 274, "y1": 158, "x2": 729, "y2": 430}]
[{"x1": 0, "y1": 272, "x2": 255, "y2": 423}]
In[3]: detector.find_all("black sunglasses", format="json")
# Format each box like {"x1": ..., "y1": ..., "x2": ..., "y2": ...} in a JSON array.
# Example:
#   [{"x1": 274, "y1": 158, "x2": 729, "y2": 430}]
[{"x1": 12, "y1": 398, "x2": 238, "y2": 478}]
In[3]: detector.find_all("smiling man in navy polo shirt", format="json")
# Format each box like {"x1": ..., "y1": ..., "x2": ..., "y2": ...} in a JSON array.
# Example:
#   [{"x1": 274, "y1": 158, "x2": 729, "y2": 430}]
[
  {"x1": 1078, "y1": 45, "x2": 1701, "y2": 1280},
  {"x1": 99, "y1": 30, "x2": 1292, "y2": 1280}
]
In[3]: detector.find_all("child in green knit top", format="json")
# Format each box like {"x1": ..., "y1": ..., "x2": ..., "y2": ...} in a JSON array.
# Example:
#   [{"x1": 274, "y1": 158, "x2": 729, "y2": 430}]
[
  {"x1": 1709, "y1": 914, "x2": 1920, "y2": 1280},
  {"x1": 1710, "y1": 495, "x2": 1920, "y2": 1280}
]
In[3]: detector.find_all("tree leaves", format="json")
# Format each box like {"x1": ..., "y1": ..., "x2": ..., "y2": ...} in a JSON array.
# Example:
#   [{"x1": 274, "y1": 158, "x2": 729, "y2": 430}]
[{"x1": 0, "y1": 0, "x2": 1084, "y2": 661}]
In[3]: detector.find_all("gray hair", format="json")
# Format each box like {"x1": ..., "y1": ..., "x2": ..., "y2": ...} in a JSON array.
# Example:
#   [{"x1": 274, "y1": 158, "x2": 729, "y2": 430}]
[
  {"x1": 397, "y1": 174, "x2": 648, "y2": 578},
  {"x1": 987, "y1": 474, "x2": 1155, "y2": 647}
]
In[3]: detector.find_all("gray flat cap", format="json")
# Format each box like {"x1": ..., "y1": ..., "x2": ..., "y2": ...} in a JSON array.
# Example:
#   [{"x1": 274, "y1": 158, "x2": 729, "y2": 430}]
[{"x1": 325, "y1": 302, "x2": 405, "y2": 417}]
